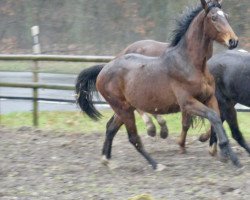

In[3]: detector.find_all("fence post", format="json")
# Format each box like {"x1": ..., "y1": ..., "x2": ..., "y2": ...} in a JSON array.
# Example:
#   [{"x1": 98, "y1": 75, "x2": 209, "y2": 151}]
[{"x1": 31, "y1": 26, "x2": 41, "y2": 127}]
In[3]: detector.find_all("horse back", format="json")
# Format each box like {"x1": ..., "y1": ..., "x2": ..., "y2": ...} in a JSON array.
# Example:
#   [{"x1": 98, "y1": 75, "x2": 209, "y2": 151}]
[{"x1": 208, "y1": 50, "x2": 250, "y2": 105}]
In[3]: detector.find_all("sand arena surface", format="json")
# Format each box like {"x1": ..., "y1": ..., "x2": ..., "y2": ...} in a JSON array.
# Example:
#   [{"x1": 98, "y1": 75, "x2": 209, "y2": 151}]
[{"x1": 0, "y1": 126, "x2": 250, "y2": 200}]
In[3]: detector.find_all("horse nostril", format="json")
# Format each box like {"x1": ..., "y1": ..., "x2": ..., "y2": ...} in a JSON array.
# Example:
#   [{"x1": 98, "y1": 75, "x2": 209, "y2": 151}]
[
  {"x1": 229, "y1": 39, "x2": 234, "y2": 46},
  {"x1": 229, "y1": 39, "x2": 238, "y2": 49}
]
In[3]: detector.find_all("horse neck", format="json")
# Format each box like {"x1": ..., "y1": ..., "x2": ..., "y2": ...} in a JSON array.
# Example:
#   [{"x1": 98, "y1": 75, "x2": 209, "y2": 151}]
[{"x1": 181, "y1": 11, "x2": 213, "y2": 71}]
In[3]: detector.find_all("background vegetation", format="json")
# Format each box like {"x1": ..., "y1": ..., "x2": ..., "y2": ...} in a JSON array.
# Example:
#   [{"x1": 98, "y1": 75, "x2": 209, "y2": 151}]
[
  {"x1": 1, "y1": 110, "x2": 250, "y2": 139},
  {"x1": 0, "y1": 0, "x2": 250, "y2": 55},
  {"x1": 0, "y1": 0, "x2": 250, "y2": 137}
]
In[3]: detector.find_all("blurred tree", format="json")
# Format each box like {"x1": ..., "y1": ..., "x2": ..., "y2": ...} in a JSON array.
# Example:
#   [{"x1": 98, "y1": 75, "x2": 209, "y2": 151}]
[{"x1": 0, "y1": 0, "x2": 249, "y2": 54}]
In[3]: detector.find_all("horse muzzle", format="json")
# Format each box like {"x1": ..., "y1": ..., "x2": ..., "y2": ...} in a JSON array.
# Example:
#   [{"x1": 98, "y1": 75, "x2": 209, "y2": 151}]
[{"x1": 228, "y1": 39, "x2": 238, "y2": 50}]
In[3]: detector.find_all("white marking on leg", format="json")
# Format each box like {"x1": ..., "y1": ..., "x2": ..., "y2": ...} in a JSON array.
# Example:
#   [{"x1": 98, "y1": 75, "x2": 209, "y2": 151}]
[
  {"x1": 209, "y1": 143, "x2": 217, "y2": 156},
  {"x1": 101, "y1": 155, "x2": 109, "y2": 165},
  {"x1": 155, "y1": 115, "x2": 166, "y2": 126},
  {"x1": 155, "y1": 164, "x2": 166, "y2": 172},
  {"x1": 141, "y1": 113, "x2": 154, "y2": 130}
]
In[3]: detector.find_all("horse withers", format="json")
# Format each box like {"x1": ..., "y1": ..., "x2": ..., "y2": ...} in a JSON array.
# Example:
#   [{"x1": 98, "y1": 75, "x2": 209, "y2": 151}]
[{"x1": 77, "y1": 0, "x2": 240, "y2": 170}]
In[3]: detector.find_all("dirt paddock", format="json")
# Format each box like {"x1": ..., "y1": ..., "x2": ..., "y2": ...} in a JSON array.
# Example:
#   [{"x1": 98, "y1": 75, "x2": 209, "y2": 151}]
[{"x1": 0, "y1": 126, "x2": 250, "y2": 200}]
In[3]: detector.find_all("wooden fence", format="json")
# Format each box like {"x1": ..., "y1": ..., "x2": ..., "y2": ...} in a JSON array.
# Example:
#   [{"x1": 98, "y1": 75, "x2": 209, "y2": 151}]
[
  {"x1": 0, "y1": 54, "x2": 249, "y2": 127},
  {"x1": 0, "y1": 54, "x2": 114, "y2": 126}
]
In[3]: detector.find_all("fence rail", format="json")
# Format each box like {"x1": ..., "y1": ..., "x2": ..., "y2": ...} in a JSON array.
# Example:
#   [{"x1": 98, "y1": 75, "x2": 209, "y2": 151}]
[
  {"x1": 0, "y1": 54, "x2": 114, "y2": 62},
  {"x1": 0, "y1": 54, "x2": 249, "y2": 127},
  {"x1": 0, "y1": 82, "x2": 74, "y2": 90},
  {"x1": 0, "y1": 54, "x2": 113, "y2": 126},
  {"x1": 0, "y1": 96, "x2": 107, "y2": 104}
]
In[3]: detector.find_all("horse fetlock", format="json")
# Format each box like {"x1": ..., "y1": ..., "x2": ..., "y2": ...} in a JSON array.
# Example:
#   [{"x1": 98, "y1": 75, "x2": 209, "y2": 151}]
[
  {"x1": 155, "y1": 164, "x2": 166, "y2": 172},
  {"x1": 147, "y1": 126, "x2": 156, "y2": 137},
  {"x1": 209, "y1": 143, "x2": 217, "y2": 156},
  {"x1": 160, "y1": 126, "x2": 169, "y2": 139},
  {"x1": 177, "y1": 136, "x2": 185, "y2": 147},
  {"x1": 179, "y1": 147, "x2": 186, "y2": 154},
  {"x1": 217, "y1": 141, "x2": 241, "y2": 167},
  {"x1": 101, "y1": 155, "x2": 110, "y2": 165},
  {"x1": 218, "y1": 151, "x2": 229, "y2": 163},
  {"x1": 218, "y1": 140, "x2": 230, "y2": 149}
]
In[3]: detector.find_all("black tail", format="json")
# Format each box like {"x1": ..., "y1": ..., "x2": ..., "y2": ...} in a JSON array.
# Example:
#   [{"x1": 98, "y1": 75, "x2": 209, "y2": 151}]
[{"x1": 75, "y1": 64, "x2": 105, "y2": 120}]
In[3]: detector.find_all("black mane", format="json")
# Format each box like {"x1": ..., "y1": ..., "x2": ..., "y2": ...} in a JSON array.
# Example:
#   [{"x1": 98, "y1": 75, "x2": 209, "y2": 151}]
[{"x1": 170, "y1": 5, "x2": 203, "y2": 47}]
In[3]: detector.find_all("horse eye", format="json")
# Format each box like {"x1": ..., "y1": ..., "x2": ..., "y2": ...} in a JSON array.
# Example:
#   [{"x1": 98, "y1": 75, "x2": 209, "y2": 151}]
[{"x1": 211, "y1": 15, "x2": 218, "y2": 21}]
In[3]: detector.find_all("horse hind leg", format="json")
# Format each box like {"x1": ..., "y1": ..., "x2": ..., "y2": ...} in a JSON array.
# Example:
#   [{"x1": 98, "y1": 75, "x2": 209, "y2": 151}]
[
  {"x1": 209, "y1": 101, "x2": 250, "y2": 157},
  {"x1": 225, "y1": 106, "x2": 250, "y2": 154},
  {"x1": 137, "y1": 110, "x2": 156, "y2": 137},
  {"x1": 101, "y1": 114, "x2": 123, "y2": 166},
  {"x1": 113, "y1": 105, "x2": 164, "y2": 170},
  {"x1": 153, "y1": 114, "x2": 169, "y2": 139}
]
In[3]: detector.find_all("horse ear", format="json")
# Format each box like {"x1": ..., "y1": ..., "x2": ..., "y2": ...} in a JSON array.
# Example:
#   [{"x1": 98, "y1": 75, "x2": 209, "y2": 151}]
[{"x1": 200, "y1": 0, "x2": 208, "y2": 10}]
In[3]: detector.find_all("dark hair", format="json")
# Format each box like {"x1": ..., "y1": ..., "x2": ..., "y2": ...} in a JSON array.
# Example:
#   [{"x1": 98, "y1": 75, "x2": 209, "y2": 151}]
[{"x1": 170, "y1": 5, "x2": 203, "y2": 47}]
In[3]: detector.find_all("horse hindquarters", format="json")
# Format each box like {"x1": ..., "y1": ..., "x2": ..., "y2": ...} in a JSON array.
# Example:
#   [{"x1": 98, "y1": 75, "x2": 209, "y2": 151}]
[{"x1": 97, "y1": 70, "x2": 162, "y2": 170}]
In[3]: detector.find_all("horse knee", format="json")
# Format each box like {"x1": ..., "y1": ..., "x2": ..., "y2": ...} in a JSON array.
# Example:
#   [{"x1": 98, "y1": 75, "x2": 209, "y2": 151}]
[{"x1": 207, "y1": 110, "x2": 221, "y2": 125}]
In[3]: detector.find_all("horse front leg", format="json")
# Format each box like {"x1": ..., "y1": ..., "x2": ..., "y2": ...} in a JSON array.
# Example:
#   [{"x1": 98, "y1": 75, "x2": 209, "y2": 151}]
[
  {"x1": 137, "y1": 110, "x2": 156, "y2": 137},
  {"x1": 113, "y1": 107, "x2": 165, "y2": 171},
  {"x1": 180, "y1": 96, "x2": 241, "y2": 167},
  {"x1": 178, "y1": 112, "x2": 192, "y2": 154},
  {"x1": 153, "y1": 114, "x2": 169, "y2": 139}
]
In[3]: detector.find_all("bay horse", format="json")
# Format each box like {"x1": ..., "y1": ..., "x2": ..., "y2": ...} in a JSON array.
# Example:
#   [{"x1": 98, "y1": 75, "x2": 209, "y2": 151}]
[
  {"x1": 77, "y1": 0, "x2": 241, "y2": 170},
  {"x1": 76, "y1": 40, "x2": 169, "y2": 139},
  {"x1": 77, "y1": 42, "x2": 250, "y2": 156}
]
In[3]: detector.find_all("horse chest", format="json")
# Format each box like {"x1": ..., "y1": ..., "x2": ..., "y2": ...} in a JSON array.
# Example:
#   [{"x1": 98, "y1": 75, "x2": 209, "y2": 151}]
[{"x1": 195, "y1": 79, "x2": 214, "y2": 102}]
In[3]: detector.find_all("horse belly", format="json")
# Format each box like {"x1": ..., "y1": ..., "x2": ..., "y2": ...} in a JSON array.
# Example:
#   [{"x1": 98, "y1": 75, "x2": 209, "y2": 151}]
[{"x1": 124, "y1": 81, "x2": 179, "y2": 114}]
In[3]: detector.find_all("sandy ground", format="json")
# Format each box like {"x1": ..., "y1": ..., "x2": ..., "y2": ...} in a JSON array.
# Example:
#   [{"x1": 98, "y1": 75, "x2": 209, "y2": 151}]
[{"x1": 0, "y1": 126, "x2": 250, "y2": 200}]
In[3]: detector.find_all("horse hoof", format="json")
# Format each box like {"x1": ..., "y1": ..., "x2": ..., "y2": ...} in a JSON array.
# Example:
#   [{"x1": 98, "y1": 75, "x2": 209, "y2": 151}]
[
  {"x1": 199, "y1": 133, "x2": 209, "y2": 142},
  {"x1": 179, "y1": 148, "x2": 186, "y2": 154},
  {"x1": 147, "y1": 126, "x2": 156, "y2": 137},
  {"x1": 155, "y1": 164, "x2": 166, "y2": 172},
  {"x1": 101, "y1": 155, "x2": 109, "y2": 165},
  {"x1": 209, "y1": 144, "x2": 217, "y2": 156},
  {"x1": 160, "y1": 127, "x2": 169, "y2": 139},
  {"x1": 218, "y1": 153, "x2": 229, "y2": 163}
]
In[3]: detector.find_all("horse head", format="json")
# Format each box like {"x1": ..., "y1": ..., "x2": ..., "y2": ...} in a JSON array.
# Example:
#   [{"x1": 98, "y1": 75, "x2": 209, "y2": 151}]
[{"x1": 201, "y1": 0, "x2": 238, "y2": 49}]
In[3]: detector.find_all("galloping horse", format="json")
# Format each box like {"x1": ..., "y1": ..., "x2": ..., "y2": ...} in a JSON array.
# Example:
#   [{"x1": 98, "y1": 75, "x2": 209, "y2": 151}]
[
  {"x1": 77, "y1": 41, "x2": 250, "y2": 156},
  {"x1": 76, "y1": 40, "x2": 169, "y2": 139},
  {"x1": 77, "y1": 0, "x2": 240, "y2": 170}
]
